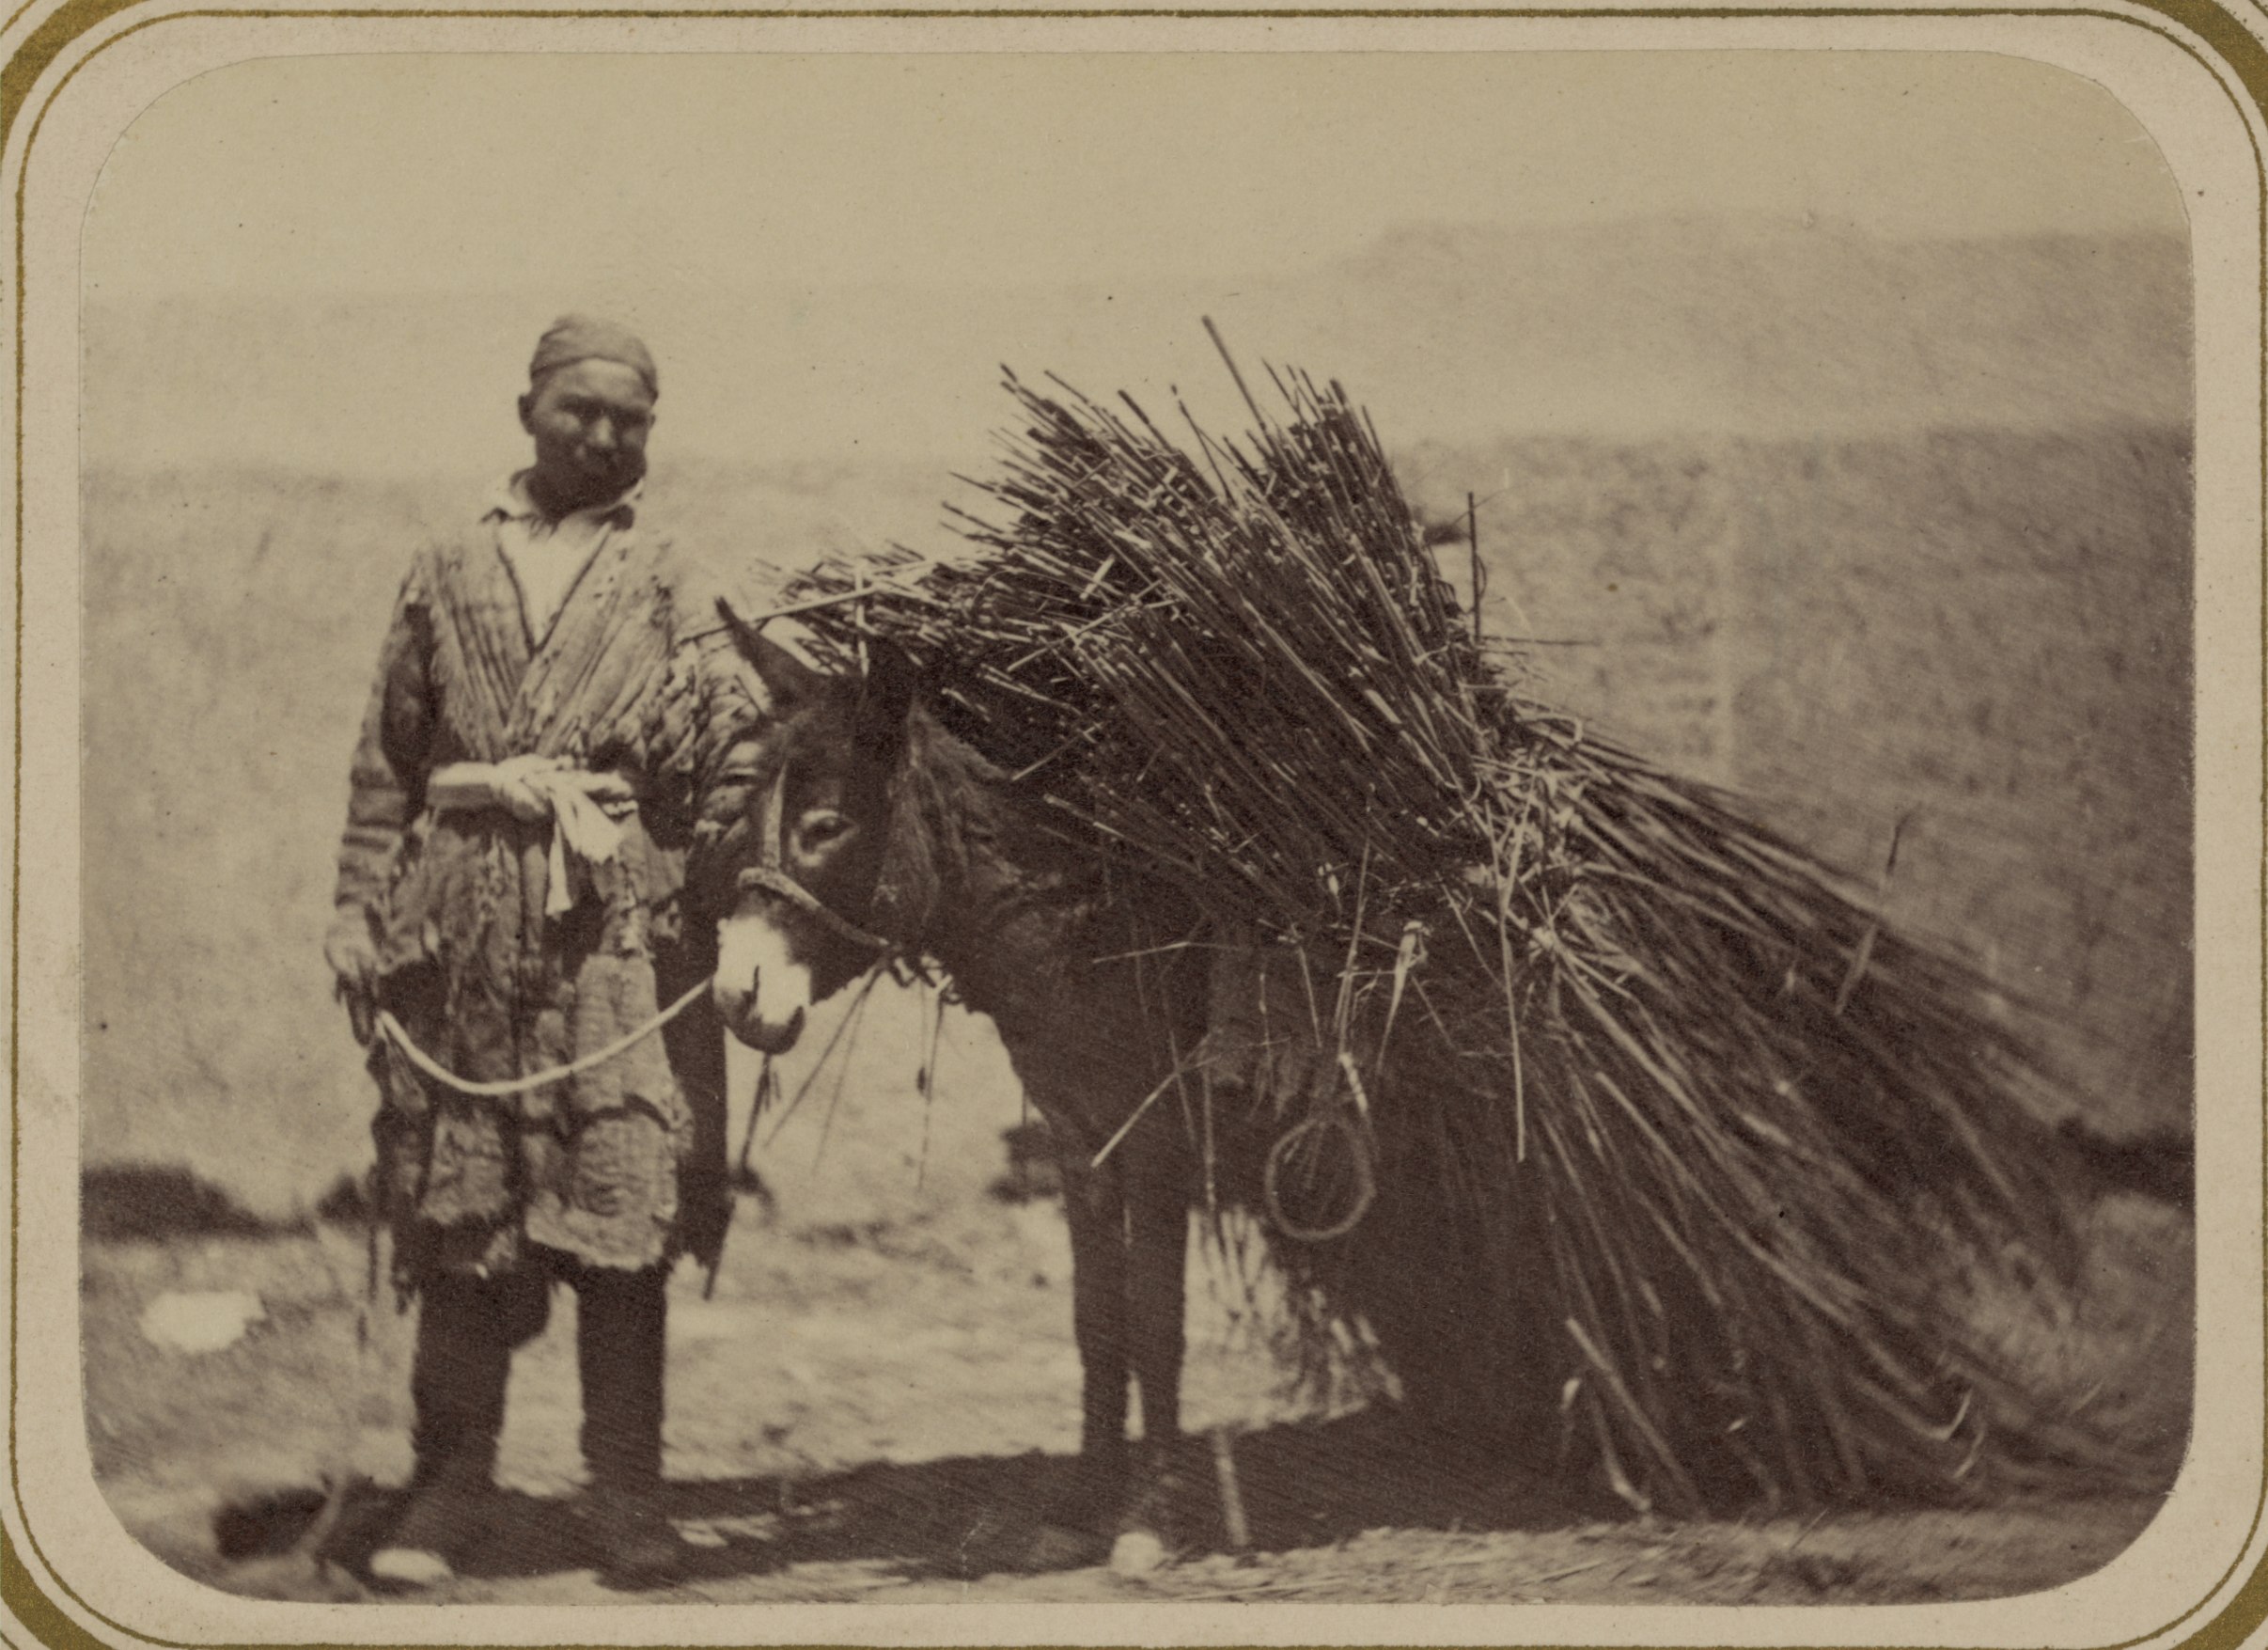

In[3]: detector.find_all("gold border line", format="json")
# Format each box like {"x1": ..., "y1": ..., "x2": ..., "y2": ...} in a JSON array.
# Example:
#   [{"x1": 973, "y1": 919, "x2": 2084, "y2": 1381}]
[
  {"x1": 4, "y1": 8, "x2": 2260, "y2": 1650},
  {"x1": 15, "y1": 8, "x2": 2263, "y2": 1650},
  {"x1": 12, "y1": 8, "x2": 2262, "y2": 1650}
]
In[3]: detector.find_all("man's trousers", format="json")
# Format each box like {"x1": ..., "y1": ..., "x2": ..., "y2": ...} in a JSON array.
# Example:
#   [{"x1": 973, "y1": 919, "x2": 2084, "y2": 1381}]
[{"x1": 408, "y1": 1260, "x2": 670, "y2": 1491}]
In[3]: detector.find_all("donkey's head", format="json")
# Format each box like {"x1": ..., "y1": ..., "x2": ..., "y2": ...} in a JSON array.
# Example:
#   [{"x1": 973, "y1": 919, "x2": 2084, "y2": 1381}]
[{"x1": 703, "y1": 609, "x2": 919, "y2": 1055}]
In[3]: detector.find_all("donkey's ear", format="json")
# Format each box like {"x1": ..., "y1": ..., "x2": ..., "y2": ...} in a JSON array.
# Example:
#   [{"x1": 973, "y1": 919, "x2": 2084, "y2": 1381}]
[
  {"x1": 852, "y1": 637, "x2": 920, "y2": 764},
  {"x1": 717, "y1": 597, "x2": 828, "y2": 709}
]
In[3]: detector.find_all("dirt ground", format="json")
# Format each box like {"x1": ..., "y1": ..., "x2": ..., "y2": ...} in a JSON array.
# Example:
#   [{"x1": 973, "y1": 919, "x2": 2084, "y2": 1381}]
[{"x1": 81, "y1": 1173, "x2": 2189, "y2": 1611}]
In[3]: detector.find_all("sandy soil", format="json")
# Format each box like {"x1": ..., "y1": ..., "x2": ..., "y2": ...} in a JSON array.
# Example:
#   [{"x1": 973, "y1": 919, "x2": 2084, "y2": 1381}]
[{"x1": 81, "y1": 1180, "x2": 2186, "y2": 1611}]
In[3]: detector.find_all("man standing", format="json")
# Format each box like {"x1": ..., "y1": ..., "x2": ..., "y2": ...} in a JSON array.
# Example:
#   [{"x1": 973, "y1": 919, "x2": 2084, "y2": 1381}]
[{"x1": 323, "y1": 317, "x2": 762, "y2": 1588}]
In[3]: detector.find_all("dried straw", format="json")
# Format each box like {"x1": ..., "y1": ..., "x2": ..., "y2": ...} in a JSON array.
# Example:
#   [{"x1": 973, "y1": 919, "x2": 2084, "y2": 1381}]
[{"x1": 786, "y1": 362, "x2": 2153, "y2": 1512}]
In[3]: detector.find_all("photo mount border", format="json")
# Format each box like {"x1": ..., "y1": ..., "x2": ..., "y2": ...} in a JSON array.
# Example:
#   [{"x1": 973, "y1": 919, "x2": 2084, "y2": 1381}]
[{"x1": 4, "y1": 7, "x2": 2258, "y2": 1648}]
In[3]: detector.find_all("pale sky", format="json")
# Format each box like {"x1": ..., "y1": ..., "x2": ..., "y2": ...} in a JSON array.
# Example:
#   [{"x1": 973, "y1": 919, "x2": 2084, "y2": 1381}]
[{"x1": 86, "y1": 51, "x2": 2186, "y2": 301}]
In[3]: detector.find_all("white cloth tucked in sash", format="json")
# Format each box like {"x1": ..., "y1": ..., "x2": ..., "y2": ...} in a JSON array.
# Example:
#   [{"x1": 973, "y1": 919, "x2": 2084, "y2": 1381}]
[{"x1": 427, "y1": 757, "x2": 637, "y2": 918}]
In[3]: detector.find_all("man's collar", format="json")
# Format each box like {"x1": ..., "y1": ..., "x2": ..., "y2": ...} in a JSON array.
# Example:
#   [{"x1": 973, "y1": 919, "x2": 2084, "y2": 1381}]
[{"x1": 483, "y1": 470, "x2": 643, "y2": 528}]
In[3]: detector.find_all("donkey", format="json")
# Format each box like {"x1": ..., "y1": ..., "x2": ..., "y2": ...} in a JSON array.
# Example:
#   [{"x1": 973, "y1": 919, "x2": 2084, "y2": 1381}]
[{"x1": 698, "y1": 621, "x2": 1212, "y2": 1564}]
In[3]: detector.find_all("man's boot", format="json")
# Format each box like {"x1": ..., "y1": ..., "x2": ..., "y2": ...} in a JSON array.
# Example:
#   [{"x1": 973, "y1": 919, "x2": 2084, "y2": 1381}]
[
  {"x1": 369, "y1": 1273, "x2": 532, "y2": 1587},
  {"x1": 575, "y1": 1265, "x2": 687, "y2": 1584}
]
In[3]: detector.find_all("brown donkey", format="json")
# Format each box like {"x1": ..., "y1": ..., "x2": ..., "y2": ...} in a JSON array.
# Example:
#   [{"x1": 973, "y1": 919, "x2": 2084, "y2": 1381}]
[{"x1": 700, "y1": 623, "x2": 1210, "y2": 1565}]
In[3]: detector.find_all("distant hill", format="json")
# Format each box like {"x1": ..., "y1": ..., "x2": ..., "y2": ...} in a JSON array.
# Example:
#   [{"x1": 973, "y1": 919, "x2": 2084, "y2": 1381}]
[
  {"x1": 1319, "y1": 220, "x2": 2189, "y2": 438},
  {"x1": 84, "y1": 218, "x2": 2188, "y2": 485}
]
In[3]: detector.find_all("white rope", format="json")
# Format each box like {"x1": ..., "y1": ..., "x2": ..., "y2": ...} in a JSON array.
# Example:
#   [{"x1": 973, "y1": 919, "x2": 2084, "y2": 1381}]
[
  {"x1": 375, "y1": 977, "x2": 712, "y2": 1099},
  {"x1": 1263, "y1": 1112, "x2": 1378, "y2": 1243}
]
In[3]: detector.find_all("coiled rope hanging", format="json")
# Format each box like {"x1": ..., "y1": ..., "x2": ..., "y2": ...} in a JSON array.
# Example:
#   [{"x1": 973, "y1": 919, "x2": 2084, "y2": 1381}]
[
  {"x1": 1262, "y1": 1052, "x2": 1380, "y2": 1243},
  {"x1": 1262, "y1": 1112, "x2": 1378, "y2": 1243}
]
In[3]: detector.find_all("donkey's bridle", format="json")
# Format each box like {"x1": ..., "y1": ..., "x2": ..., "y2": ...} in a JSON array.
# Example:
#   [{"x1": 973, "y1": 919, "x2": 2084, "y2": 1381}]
[{"x1": 731, "y1": 764, "x2": 896, "y2": 954}]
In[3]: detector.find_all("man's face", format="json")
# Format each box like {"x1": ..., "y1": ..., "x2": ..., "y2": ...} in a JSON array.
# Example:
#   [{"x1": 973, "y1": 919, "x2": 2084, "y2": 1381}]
[{"x1": 517, "y1": 358, "x2": 656, "y2": 511}]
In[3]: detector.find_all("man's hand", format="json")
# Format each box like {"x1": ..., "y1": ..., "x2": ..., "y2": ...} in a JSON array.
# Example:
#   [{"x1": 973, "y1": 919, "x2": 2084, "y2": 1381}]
[
  {"x1": 572, "y1": 770, "x2": 638, "y2": 818},
  {"x1": 324, "y1": 908, "x2": 381, "y2": 1043}
]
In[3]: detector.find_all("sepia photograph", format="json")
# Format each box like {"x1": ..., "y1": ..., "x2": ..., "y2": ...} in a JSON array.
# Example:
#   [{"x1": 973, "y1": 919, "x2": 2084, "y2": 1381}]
[{"x1": 12, "y1": 21, "x2": 2245, "y2": 1638}]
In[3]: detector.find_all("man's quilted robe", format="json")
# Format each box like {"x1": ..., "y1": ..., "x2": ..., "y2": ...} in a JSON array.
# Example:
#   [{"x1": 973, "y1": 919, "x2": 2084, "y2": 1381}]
[{"x1": 335, "y1": 517, "x2": 769, "y2": 1287}]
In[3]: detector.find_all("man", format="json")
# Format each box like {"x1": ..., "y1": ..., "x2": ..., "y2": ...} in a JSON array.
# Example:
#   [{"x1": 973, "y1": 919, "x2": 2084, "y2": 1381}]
[{"x1": 324, "y1": 317, "x2": 764, "y2": 1588}]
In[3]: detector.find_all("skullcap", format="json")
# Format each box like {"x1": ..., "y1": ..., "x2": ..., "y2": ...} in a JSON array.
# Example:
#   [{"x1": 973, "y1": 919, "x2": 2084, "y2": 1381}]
[{"x1": 528, "y1": 314, "x2": 659, "y2": 397}]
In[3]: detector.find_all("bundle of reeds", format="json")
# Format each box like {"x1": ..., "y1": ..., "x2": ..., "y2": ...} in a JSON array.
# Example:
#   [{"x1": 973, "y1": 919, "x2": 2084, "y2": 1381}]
[{"x1": 785, "y1": 361, "x2": 2151, "y2": 1512}]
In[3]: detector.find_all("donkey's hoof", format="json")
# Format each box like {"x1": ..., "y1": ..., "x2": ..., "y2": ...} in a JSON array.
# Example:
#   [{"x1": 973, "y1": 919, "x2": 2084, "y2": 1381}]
[
  {"x1": 1109, "y1": 1530, "x2": 1168, "y2": 1576},
  {"x1": 368, "y1": 1545, "x2": 456, "y2": 1590}
]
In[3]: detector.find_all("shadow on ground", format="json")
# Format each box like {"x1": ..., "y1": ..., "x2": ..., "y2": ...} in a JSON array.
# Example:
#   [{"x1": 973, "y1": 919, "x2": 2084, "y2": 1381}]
[{"x1": 265, "y1": 1409, "x2": 1619, "y2": 1587}]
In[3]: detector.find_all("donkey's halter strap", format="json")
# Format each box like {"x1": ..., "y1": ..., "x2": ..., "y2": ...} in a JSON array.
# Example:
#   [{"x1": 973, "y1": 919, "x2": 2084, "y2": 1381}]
[
  {"x1": 734, "y1": 766, "x2": 896, "y2": 955},
  {"x1": 738, "y1": 865, "x2": 896, "y2": 953}
]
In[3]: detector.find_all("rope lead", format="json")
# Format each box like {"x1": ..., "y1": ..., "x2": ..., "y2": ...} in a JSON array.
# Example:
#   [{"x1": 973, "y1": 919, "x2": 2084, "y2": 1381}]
[{"x1": 375, "y1": 977, "x2": 714, "y2": 1099}]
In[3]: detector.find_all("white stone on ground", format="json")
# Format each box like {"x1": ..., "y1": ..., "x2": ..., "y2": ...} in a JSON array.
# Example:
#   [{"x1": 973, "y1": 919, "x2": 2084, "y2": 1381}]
[{"x1": 137, "y1": 1291, "x2": 265, "y2": 1354}]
